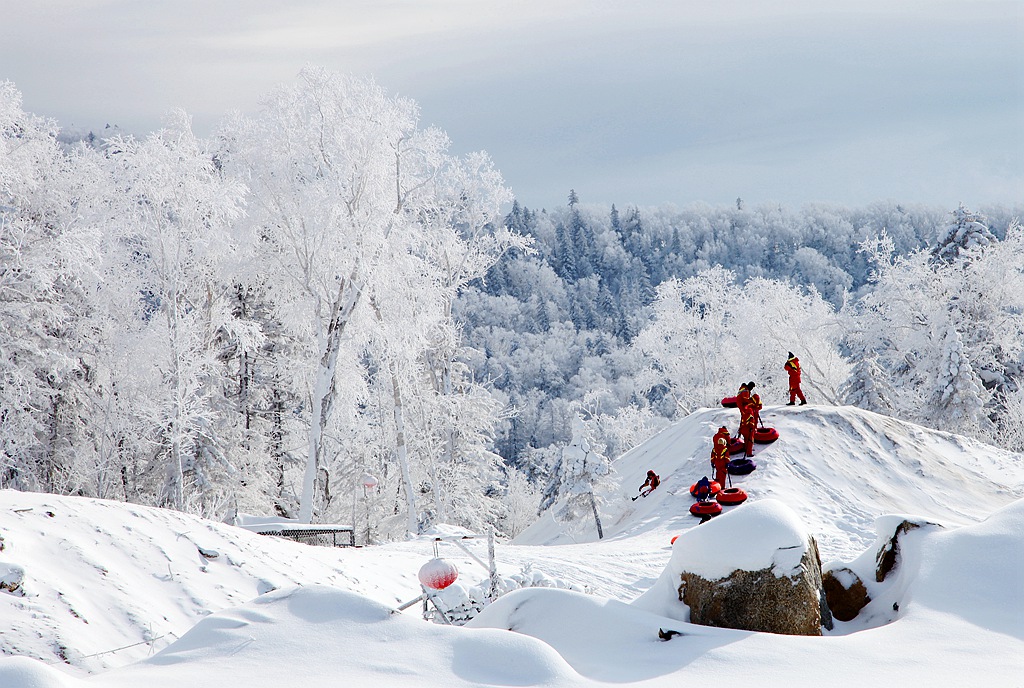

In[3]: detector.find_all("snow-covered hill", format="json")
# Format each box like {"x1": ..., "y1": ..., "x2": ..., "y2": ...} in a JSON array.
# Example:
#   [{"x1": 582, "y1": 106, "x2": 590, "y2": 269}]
[
  {"x1": 517, "y1": 404, "x2": 1024, "y2": 560},
  {"x1": 1, "y1": 404, "x2": 1022, "y2": 687}
]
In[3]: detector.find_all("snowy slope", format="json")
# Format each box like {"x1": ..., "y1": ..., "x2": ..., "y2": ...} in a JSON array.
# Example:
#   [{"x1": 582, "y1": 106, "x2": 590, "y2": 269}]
[
  {"x1": 0, "y1": 404, "x2": 1022, "y2": 687},
  {"x1": 0, "y1": 490, "x2": 668, "y2": 675},
  {"x1": 516, "y1": 404, "x2": 1024, "y2": 561}
]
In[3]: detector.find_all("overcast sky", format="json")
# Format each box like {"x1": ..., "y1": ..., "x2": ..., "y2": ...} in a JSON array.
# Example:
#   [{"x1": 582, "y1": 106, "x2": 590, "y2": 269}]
[{"x1": 2, "y1": 1, "x2": 1021, "y2": 210}]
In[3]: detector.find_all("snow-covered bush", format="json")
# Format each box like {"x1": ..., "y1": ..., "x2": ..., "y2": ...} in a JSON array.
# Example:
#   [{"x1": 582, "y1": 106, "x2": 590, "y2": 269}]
[{"x1": 427, "y1": 564, "x2": 586, "y2": 625}]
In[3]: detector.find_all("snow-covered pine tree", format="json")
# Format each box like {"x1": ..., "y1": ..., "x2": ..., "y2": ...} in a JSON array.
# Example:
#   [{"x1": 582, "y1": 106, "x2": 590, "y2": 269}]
[
  {"x1": 927, "y1": 324, "x2": 988, "y2": 435},
  {"x1": 932, "y1": 203, "x2": 997, "y2": 264},
  {"x1": 840, "y1": 354, "x2": 896, "y2": 414},
  {"x1": 543, "y1": 415, "x2": 611, "y2": 539},
  {"x1": 994, "y1": 379, "x2": 1024, "y2": 452}
]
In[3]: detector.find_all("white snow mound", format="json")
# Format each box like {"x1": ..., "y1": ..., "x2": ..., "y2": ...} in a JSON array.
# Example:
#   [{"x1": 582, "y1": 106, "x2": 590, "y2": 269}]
[{"x1": 666, "y1": 498, "x2": 809, "y2": 581}]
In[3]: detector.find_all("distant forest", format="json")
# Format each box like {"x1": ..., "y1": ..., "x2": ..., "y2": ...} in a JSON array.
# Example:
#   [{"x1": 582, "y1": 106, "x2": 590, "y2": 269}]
[{"x1": 455, "y1": 195, "x2": 1024, "y2": 472}]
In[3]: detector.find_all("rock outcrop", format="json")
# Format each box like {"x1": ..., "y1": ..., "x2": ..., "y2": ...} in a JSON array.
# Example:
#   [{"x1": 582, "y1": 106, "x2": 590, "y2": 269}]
[
  {"x1": 822, "y1": 566, "x2": 869, "y2": 622},
  {"x1": 679, "y1": 535, "x2": 828, "y2": 635},
  {"x1": 822, "y1": 517, "x2": 941, "y2": 623},
  {"x1": 663, "y1": 499, "x2": 831, "y2": 636}
]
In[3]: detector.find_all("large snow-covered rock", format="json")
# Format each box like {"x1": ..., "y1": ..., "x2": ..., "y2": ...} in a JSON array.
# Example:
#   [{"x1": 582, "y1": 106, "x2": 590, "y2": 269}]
[
  {"x1": 822, "y1": 516, "x2": 941, "y2": 622},
  {"x1": 634, "y1": 499, "x2": 829, "y2": 635}
]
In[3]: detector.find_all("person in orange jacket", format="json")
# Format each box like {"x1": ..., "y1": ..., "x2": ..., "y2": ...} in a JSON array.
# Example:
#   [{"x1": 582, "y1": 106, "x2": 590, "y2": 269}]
[
  {"x1": 743, "y1": 393, "x2": 764, "y2": 456},
  {"x1": 713, "y1": 425, "x2": 730, "y2": 447},
  {"x1": 735, "y1": 381, "x2": 752, "y2": 413},
  {"x1": 735, "y1": 381, "x2": 755, "y2": 432},
  {"x1": 711, "y1": 436, "x2": 730, "y2": 486},
  {"x1": 785, "y1": 352, "x2": 807, "y2": 405},
  {"x1": 638, "y1": 469, "x2": 660, "y2": 497},
  {"x1": 750, "y1": 393, "x2": 763, "y2": 427},
  {"x1": 739, "y1": 407, "x2": 756, "y2": 457}
]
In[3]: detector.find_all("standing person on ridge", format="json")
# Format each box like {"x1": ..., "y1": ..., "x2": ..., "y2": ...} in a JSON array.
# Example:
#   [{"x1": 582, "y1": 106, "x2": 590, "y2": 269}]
[
  {"x1": 713, "y1": 425, "x2": 730, "y2": 448},
  {"x1": 785, "y1": 352, "x2": 807, "y2": 405}
]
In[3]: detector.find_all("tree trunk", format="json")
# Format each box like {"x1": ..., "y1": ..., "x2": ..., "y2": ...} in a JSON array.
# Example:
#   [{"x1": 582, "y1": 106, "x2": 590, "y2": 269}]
[
  {"x1": 588, "y1": 489, "x2": 604, "y2": 540},
  {"x1": 163, "y1": 291, "x2": 185, "y2": 512},
  {"x1": 299, "y1": 280, "x2": 360, "y2": 523},
  {"x1": 389, "y1": 361, "x2": 420, "y2": 536}
]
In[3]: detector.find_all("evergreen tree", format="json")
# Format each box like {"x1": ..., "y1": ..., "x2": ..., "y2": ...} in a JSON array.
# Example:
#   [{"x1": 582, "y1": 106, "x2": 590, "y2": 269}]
[
  {"x1": 554, "y1": 223, "x2": 578, "y2": 281},
  {"x1": 928, "y1": 325, "x2": 988, "y2": 434},
  {"x1": 542, "y1": 416, "x2": 611, "y2": 539},
  {"x1": 840, "y1": 355, "x2": 896, "y2": 414},
  {"x1": 932, "y1": 204, "x2": 996, "y2": 264},
  {"x1": 609, "y1": 204, "x2": 622, "y2": 238}
]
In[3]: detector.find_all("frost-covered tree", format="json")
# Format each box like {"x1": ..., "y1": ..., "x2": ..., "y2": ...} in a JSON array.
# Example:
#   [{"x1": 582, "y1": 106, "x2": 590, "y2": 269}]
[
  {"x1": 927, "y1": 325, "x2": 987, "y2": 433},
  {"x1": 221, "y1": 67, "x2": 522, "y2": 529},
  {"x1": 993, "y1": 379, "x2": 1024, "y2": 452},
  {"x1": 932, "y1": 203, "x2": 997, "y2": 264},
  {"x1": 540, "y1": 415, "x2": 611, "y2": 539},
  {"x1": 0, "y1": 82, "x2": 105, "y2": 494},
  {"x1": 103, "y1": 110, "x2": 247, "y2": 513},
  {"x1": 840, "y1": 354, "x2": 896, "y2": 414},
  {"x1": 632, "y1": 267, "x2": 848, "y2": 415},
  {"x1": 845, "y1": 214, "x2": 1024, "y2": 438},
  {"x1": 221, "y1": 68, "x2": 436, "y2": 524}
]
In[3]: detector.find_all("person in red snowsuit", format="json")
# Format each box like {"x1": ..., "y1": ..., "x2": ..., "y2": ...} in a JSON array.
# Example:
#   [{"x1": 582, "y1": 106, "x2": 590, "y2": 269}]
[
  {"x1": 713, "y1": 425, "x2": 730, "y2": 448},
  {"x1": 734, "y1": 381, "x2": 755, "y2": 434},
  {"x1": 735, "y1": 382, "x2": 752, "y2": 414},
  {"x1": 711, "y1": 437, "x2": 730, "y2": 486},
  {"x1": 785, "y1": 352, "x2": 807, "y2": 405},
  {"x1": 739, "y1": 406, "x2": 756, "y2": 457},
  {"x1": 742, "y1": 393, "x2": 763, "y2": 457},
  {"x1": 639, "y1": 470, "x2": 660, "y2": 497}
]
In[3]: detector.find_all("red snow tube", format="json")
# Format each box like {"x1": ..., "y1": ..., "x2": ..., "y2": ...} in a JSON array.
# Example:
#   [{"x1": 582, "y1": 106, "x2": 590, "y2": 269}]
[
  {"x1": 721, "y1": 396, "x2": 738, "y2": 408},
  {"x1": 716, "y1": 487, "x2": 748, "y2": 505},
  {"x1": 728, "y1": 438, "x2": 746, "y2": 455},
  {"x1": 690, "y1": 501, "x2": 723, "y2": 517},
  {"x1": 754, "y1": 427, "x2": 779, "y2": 444},
  {"x1": 671, "y1": 535, "x2": 679, "y2": 544},
  {"x1": 727, "y1": 458, "x2": 757, "y2": 475},
  {"x1": 689, "y1": 481, "x2": 722, "y2": 497}
]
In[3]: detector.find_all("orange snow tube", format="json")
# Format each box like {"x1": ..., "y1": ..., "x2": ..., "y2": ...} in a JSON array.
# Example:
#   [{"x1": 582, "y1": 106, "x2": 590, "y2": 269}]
[
  {"x1": 690, "y1": 501, "x2": 723, "y2": 517},
  {"x1": 716, "y1": 487, "x2": 748, "y2": 505},
  {"x1": 753, "y1": 427, "x2": 779, "y2": 444},
  {"x1": 689, "y1": 481, "x2": 722, "y2": 497}
]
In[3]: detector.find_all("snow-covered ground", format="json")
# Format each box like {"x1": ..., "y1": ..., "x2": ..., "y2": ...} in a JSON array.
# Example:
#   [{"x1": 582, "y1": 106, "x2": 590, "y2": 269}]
[{"x1": 1, "y1": 404, "x2": 1022, "y2": 687}]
